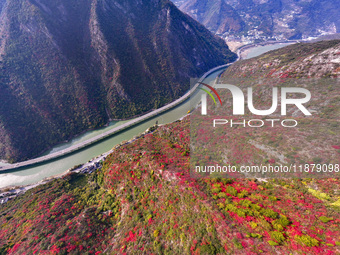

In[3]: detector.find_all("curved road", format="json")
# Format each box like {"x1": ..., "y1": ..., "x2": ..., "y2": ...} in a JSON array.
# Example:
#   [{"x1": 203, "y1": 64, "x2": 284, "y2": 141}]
[{"x1": 0, "y1": 63, "x2": 234, "y2": 172}]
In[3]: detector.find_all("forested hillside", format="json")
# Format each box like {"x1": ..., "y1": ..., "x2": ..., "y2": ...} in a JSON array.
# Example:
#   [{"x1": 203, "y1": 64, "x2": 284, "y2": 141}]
[{"x1": 0, "y1": 0, "x2": 235, "y2": 162}]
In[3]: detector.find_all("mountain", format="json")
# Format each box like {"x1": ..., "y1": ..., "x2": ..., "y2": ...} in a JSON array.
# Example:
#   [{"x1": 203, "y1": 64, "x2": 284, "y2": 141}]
[
  {"x1": 1, "y1": 119, "x2": 340, "y2": 254},
  {"x1": 1, "y1": 40, "x2": 340, "y2": 255},
  {"x1": 221, "y1": 40, "x2": 340, "y2": 79},
  {"x1": 174, "y1": 0, "x2": 340, "y2": 42},
  {"x1": 192, "y1": 40, "x2": 340, "y2": 178},
  {"x1": 176, "y1": 0, "x2": 245, "y2": 35},
  {"x1": 0, "y1": 0, "x2": 236, "y2": 163}
]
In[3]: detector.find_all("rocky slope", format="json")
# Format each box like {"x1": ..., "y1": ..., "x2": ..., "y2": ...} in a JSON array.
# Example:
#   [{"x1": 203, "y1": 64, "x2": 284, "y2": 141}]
[
  {"x1": 0, "y1": 0, "x2": 236, "y2": 163},
  {"x1": 174, "y1": 0, "x2": 340, "y2": 42}
]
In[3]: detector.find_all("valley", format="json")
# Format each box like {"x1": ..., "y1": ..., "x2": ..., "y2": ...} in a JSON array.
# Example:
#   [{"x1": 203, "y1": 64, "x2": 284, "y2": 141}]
[
  {"x1": 0, "y1": 41, "x2": 292, "y2": 190},
  {"x1": 0, "y1": 1, "x2": 339, "y2": 254},
  {"x1": 0, "y1": 0, "x2": 236, "y2": 163},
  {"x1": 173, "y1": 0, "x2": 340, "y2": 45}
]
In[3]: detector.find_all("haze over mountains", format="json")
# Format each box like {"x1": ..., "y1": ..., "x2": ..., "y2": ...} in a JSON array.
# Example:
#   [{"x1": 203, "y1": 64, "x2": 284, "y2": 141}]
[
  {"x1": 174, "y1": 0, "x2": 340, "y2": 42},
  {"x1": 0, "y1": 0, "x2": 235, "y2": 163}
]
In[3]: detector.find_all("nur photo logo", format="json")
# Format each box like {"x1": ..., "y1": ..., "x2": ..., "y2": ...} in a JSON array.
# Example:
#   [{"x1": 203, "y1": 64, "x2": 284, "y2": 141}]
[
  {"x1": 190, "y1": 75, "x2": 340, "y2": 179},
  {"x1": 198, "y1": 82, "x2": 312, "y2": 128},
  {"x1": 200, "y1": 83, "x2": 312, "y2": 116}
]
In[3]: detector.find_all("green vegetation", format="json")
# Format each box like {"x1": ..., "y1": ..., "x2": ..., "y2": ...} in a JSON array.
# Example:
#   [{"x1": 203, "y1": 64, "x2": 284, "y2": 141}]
[
  {"x1": 1, "y1": 34, "x2": 340, "y2": 255},
  {"x1": 295, "y1": 235, "x2": 319, "y2": 247},
  {"x1": 1, "y1": 119, "x2": 340, "y2": 254},
  {"x1": 270, "y1": 231, "x2": 285, "y2": 244},
  {"x1": 319, "y1": 216, "x2": 333, "y2": 223},
  {"x1": 0, "y1": 0, "x2": 236, "y2": 162}
]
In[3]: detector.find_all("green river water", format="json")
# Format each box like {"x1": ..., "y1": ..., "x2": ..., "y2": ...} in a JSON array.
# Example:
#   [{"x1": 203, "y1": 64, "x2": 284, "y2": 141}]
[{"x1": 0, "y1": 42, "x2": 293, "y2": 189}]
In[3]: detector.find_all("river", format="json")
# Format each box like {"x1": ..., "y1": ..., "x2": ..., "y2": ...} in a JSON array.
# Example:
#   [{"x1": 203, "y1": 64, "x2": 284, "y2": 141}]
[
  {"x1": 0, "y1": 42, "x2": 293, "y2": 189},
  {"x1": 240, "y1": 42, "x2": 295, "y2": 59}
]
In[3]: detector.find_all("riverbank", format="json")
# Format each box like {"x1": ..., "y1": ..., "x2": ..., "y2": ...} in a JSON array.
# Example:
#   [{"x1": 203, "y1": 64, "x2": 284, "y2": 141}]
[
  {"x1": 235, "y1": 37, "x2": 329, "y2": 60},
  {"x1": 0, "y1": 61, "x2": 233, "y2": 174},
  {"x1": 0, "y1": 39, "x2": 295, "y2": 194},
  {"x1": 0, "y1": 60, "x2": 230, "y2": 199},
  {"x1": 236, "y1": 40, "x2": 299, "y2": 60},
  {"x1": 0, "y1": 124, "x2": 160, "y2": 204}
]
